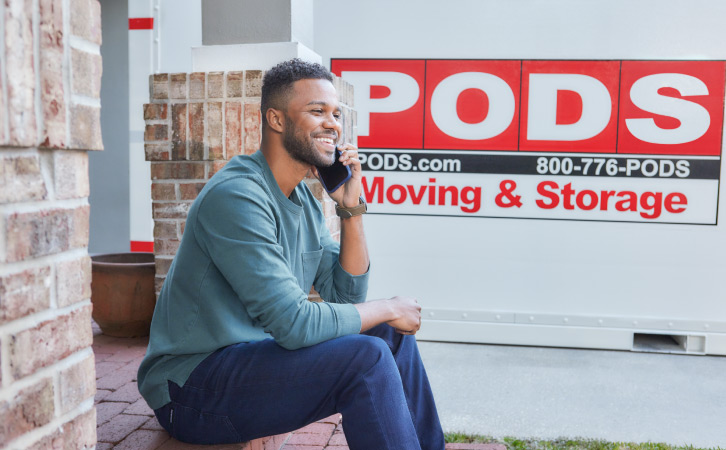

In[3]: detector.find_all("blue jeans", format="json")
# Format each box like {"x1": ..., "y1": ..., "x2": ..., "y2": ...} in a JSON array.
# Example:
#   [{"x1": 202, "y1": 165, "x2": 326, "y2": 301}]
[{"x1": 154, "y1": 324, "x2": 445, "y2": 450}]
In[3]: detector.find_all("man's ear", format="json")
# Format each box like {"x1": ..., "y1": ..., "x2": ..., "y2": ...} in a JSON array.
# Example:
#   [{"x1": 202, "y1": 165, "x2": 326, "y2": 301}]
[{"x1": 266, "y1": 108, "x2": 285, "y2": 133}]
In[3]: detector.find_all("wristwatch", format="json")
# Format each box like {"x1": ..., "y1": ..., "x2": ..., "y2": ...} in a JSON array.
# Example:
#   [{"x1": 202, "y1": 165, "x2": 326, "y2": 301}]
[{"x1": 335, "y1": 197, "x2": 367, "y2": 219}]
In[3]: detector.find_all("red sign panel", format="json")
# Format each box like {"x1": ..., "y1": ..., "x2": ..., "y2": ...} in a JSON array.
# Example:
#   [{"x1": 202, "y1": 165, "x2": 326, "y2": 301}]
[
  {"x1": 331, "y1": 59, "x2": 425, "y2": 149},
  {"x1": 424, "y1": 60, "x2": 521, "y2": 151},
  {"x1": 519, "y1": 60, "x2": 620, "y2": 153},
  {"x1": 617, "y1": 61, "x2": 725, "y2": 156},
  {"x1": 331, "y1": 59, "x2": 726, "y2": 156}
]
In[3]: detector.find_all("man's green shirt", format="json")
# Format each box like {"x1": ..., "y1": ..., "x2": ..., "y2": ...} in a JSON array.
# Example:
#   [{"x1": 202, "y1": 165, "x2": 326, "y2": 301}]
[{"x1": 138, "y1": 151, "x2": 367, "y2": 410}]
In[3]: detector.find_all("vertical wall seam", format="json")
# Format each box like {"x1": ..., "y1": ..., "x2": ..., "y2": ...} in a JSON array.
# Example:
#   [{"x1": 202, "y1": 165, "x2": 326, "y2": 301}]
[
  {"x1": 0, "y1": 0, "x2": 8, "y2": 140},
  {"x1": 200, "y1": 72, "x2": 203, "y2": 177},
  {"x1": 32, "y1": 0, "x2": 42, "y2": 146},
  {"x1": 38, "y1": 148, "x2": 55, "y2": 202},
  {"x1": 164, "y1": 89, "x2": 172, "y2": 163},
  {"x1": 61, "y1": 0, "x2": 71, "y2": 147},
  {"x1": 0, "y1": 198, "x2": 6, "y2": 262},
  {"x1": 153, "y1": 0, "x2": 160, "y2": 73},
  {"x1": 240, "y1": 74, "x2": 246, "y2": 160},
  {"x1": 49, "y1": 256, "x2": 57, "y2": 308},
  {"x1": 52, "y1": 370, "x2": 61, "y2": 419},
  {"x1": 185, "y1": 101, "x2": 190, "y2": 161},
  {"x1": 221, "y1": 98, "x2": 226, "y2": 160},
  {"x1": 203, "y1": 94, "x2": 208, "y2": 160},
  {"x1": 0, "y1": 329, "x2": 11, "y2": 388}
]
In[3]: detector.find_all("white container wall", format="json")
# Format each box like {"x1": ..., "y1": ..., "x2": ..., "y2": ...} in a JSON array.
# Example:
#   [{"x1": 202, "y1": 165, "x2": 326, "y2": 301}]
[{"x1": 314, "y1": 0, "x2": 726, "y2": 355}]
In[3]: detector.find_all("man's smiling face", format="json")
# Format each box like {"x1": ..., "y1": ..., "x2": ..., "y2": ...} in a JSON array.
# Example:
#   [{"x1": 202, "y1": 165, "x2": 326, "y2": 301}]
[{"x1": 282, "y1": 78, "x2": 342, "y2": 168}]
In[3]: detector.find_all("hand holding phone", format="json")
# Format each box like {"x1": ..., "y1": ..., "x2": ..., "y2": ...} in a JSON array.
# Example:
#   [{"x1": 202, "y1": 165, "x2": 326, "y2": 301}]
[{"x1": 316, "y1": 147, "x2": 352, "y2": 193}]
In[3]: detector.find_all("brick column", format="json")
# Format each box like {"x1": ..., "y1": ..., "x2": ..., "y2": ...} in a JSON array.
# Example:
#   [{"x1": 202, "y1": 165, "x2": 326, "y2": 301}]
[
  {"x1": 0, "y1": 0, "x2": 102, "y2": 448},
  {"x1": 144, "y1": 71, "x2": 356, "y2": 300}
]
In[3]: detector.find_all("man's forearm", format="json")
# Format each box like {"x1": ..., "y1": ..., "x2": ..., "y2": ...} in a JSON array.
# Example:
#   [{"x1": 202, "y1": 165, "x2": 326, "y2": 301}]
[
  {"x1": 338, "y1": 215, "x2": 369, "y2": 276},
  {"x1": 354, "y1": 299, "x2": 397, "y2": 332}
]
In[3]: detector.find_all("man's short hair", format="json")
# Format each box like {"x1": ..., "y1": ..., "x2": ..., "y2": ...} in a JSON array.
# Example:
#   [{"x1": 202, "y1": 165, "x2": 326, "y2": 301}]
[{"x1": 261, "y1": 58, "x2": 334, "y2": 127}]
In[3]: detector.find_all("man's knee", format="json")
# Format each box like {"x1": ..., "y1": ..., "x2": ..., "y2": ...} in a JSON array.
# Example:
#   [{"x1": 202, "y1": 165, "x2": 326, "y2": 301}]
[
  {"x1": 363, "y1": 322, "x2": 397, "y2": 340},
  {"x1": 338, "y1": 334, "x2": 395, "y2": 374}
]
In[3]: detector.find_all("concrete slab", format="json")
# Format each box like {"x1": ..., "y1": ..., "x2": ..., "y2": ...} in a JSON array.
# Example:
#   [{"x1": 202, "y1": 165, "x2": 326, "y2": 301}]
[{"x1": 419, "y1": 341, "x2": 726, "y2": 448}]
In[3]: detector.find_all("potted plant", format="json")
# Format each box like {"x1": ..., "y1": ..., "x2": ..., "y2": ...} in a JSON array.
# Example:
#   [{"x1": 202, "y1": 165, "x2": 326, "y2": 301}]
[{"x1": 90, "y1": 253, "x2": 156, "y2": 337}]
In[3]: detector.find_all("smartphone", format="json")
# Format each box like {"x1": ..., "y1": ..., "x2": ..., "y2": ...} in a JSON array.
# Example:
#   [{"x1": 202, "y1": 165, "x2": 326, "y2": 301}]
[{"x1": 316, "y1": 148, "x2": 352, "y2": 193}]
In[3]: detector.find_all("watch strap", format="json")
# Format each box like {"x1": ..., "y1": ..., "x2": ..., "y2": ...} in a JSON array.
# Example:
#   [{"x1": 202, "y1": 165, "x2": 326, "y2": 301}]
[{"x1": 336, "y1": 197, "x2": 367, "y2": 219}]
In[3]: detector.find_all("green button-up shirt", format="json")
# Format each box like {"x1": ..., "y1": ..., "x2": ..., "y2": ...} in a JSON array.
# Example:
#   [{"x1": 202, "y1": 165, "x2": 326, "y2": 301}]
[{"x1": 138, "y1": 151, "x2": 367, "y2": 410}]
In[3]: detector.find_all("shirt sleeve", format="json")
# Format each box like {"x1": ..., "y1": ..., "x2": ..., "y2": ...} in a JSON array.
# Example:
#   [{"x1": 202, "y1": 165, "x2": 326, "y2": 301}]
[
  {"x1": 194, "y1": 177, "x2": 362, "y2": 350},
  {"x1": 312, "y1": 214, "x2": 369, "y2": 305}
]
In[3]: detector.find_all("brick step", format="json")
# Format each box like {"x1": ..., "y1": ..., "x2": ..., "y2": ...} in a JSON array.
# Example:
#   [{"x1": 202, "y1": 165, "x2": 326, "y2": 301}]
[
  {"x1": 143, "y1": 437, "x2": 503, "y2": 450},
  {"x1": 148, "y1": 433, "x2": 290, "y2": 450}
]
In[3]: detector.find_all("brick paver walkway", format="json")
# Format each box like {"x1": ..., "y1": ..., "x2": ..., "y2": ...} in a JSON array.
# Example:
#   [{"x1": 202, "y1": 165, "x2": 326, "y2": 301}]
[{"x1": 92, "y1": 322, "x2": 501, "y2": 450}]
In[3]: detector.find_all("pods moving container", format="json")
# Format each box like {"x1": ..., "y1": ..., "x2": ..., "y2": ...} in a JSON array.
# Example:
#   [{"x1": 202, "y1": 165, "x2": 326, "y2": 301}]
[{"x1": 315, "y1": 0, "x2": 726, "y2": 355}]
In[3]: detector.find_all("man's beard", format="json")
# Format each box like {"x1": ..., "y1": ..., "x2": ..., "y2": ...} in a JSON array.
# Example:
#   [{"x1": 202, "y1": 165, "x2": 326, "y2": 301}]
[{"x1": 282, "y1": 115, "x2": 335, "y2": 168}]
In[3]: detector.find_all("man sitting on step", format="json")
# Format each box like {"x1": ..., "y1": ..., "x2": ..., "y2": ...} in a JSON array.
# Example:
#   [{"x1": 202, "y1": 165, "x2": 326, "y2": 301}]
[{"x1": 137, "y1": 58, "x2": 445, "y2": 450}]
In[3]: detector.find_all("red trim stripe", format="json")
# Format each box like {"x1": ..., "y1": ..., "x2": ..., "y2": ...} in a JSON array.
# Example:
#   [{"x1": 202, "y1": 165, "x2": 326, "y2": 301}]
[
  {"x1": 129, "y1": 17, "x2": 154, "y2": 30},
  {"x1": 130, "y1": 241, "x2": 154, "y2": 252}
]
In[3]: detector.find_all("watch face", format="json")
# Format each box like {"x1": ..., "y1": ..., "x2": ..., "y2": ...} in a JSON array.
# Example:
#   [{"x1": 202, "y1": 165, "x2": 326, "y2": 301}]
[{"x1": 336, "y1": 205, "x2": 351, "y2": 218}]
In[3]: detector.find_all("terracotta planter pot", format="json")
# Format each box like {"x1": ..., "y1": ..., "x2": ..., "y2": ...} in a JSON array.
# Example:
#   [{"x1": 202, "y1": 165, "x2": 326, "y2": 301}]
[{"x1": 91, "y1": 252, "x2": 156, "y2": 337}]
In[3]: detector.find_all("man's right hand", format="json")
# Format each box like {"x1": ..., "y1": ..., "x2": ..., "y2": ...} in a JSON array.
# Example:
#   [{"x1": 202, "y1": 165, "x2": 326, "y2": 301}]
[
  {"x1": 354, "y1": 296, "x2": 422, "y2": 335},
  {"x1": 385, "y1": 296, "x2": 422, "y2": 335}
]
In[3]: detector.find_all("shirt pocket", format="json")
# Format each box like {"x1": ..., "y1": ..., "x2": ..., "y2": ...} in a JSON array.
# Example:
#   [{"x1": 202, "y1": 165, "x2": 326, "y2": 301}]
[{"x1": 301, "y1": 247, "x2": 324, "y2": 293}]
